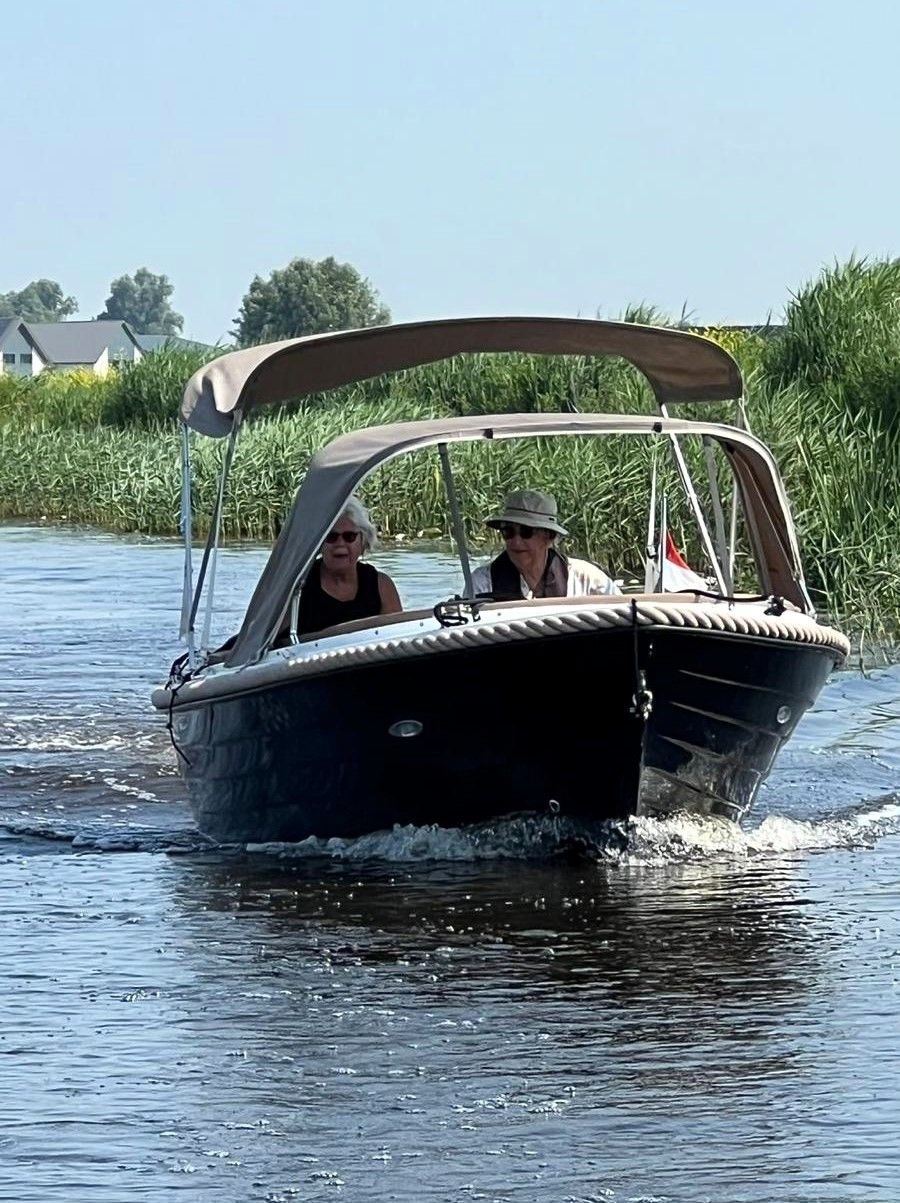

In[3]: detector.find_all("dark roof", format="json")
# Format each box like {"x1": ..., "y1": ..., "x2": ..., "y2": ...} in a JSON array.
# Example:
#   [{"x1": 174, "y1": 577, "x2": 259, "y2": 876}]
[
  {"x1": 24, "y1": 320, "x2": 141, "y2": 365},
  {"x1": 0, "y1": 317, "x2": 21, "y2": 344},
  {"x1": 0, "y1": 317, "x2": 44, "y2": 355},
  {"x1": 135, "y1": 333, "x2": 213, "y2": 354}
]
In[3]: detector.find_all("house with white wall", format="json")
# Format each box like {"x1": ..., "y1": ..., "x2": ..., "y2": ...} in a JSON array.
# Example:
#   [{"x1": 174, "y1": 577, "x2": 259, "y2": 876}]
[
  {"x1": 0, "y1": 318, "x2": 45, "y2": 376},
  {"x1": 0, "y1": 319, "x2": 143, "y2": 377},
  {"x1": 31, "y1": 321, "x2": 143, "y2": 376}
]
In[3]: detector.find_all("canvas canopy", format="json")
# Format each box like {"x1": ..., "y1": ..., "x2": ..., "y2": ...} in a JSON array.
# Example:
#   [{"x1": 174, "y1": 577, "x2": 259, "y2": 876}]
[
  {"x1": 182, "y1": 317, "x2": 744, "y2": 437},
  {"x1": 223, "y1": 412, "x2": 810, "y2": 667}
]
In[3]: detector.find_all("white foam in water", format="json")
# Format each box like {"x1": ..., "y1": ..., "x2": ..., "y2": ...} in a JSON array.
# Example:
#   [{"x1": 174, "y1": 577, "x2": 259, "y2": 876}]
[
  {"x1": 5, "y1": 733, "x2": 127, "y2": 753},
  {"x1": 622, "y1": 796, "x2": 900, "y2": 864},
  {"x1": 246, "y1": 813, "x2": 594, "y2": 863},
  {"x1": 243, "y1": 796, "x2": 900, "y2": 865},
  {"x1": 5, "y1": 796, "x2": 898, "y2": 862},
  {"x1": 102, "y1": 777, "x2": 164, "y2": 803},
  {"x1": 1, "y1": 717, "x2": 153, "y2": 755}
]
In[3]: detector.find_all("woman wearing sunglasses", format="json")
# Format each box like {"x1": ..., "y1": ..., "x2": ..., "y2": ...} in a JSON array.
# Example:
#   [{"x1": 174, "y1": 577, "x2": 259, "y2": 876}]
[
  {"x1": 295, "y1": 496, "x2": 402, "y2": 636},
  {"x1": 468, "y1": 488, "x2": 620, "y2": 601}
]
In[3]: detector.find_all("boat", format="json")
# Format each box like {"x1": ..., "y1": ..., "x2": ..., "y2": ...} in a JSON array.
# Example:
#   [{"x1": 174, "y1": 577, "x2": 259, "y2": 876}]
[{"x1": 152, "y1": 317, "x2": 850, "y2": 844}]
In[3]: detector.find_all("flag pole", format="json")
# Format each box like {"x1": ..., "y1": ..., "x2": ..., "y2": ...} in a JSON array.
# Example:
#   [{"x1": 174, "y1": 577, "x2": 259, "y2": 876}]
[
  {"x1": 644, "y1": 449, "x2": 658, "y2": 593},
  {"x1": 656, "y1": 493, "x2": 667, "y2": 592}
]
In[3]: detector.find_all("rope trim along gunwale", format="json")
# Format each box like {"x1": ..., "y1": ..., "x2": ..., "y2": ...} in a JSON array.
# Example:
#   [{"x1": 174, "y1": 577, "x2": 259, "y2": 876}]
[{"x1": 153, "y1": 599, "x2": 850, "y2": 712}]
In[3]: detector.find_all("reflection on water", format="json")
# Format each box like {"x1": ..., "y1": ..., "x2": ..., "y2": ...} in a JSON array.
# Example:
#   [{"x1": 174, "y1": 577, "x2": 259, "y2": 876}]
[
  {"x1": 6, "y1": 843, "x2": 898, "y2": 1202},
  {"x1": 1, "y1": 524, "x2": 900, "y2": 1202},
  {"x1": 172, "y1": 853, "x2": 824, "y2": 1014}
]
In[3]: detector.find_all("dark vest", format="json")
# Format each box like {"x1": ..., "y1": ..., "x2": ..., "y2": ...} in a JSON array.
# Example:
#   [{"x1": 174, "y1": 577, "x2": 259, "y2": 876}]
[
  {"x1": 488, "y1": 549, "x2": 568, "y2": 600},
  {"x1": 296, "y1": 559, "x2": 382, "y2": 636}
]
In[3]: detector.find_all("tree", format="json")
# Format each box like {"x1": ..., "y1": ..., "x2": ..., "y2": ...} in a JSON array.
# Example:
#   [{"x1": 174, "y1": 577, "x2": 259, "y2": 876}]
[
  {"x1": 233, "y1": 255, "x2": 390, "y2": 346},
  {"x1": 96, "y1": 267, "x2": 183, "y2": 334},
  {"x1": 0, "y1": 279, "x2": 78, "y2": 322}
]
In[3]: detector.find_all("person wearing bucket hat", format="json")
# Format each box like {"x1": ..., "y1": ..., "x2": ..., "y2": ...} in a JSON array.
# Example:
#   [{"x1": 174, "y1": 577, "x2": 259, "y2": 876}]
[{"x1": 467, "y1": 488, "x2": 620, "y2": 600}]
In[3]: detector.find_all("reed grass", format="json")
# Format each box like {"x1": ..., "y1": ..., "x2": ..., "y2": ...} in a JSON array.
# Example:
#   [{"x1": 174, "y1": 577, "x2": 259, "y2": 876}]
[
  {"x1": 0, "y1": 404, "x2": 695, "y2": 582},
  {"x1": 0, "y1": 345, "x2": 220, "y2": 432},
  {"x1": 3, "y1": 384, "x2": 894, "y2": 633},
  {"x1": 0, "y1": 368, "x2": 115, "y2": 429},
  {"x1": 764, "y1": 255, "x2": 900, "y2": 432},
  {"x1": 103, "y1": 345, "x2": 221, "y2": 428}
]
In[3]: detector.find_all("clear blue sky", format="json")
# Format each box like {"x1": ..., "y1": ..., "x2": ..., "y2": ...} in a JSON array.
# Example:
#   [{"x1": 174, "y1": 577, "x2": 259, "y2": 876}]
[{"x1": 7, "y1": 0, "x2": 899, "y2": 343}]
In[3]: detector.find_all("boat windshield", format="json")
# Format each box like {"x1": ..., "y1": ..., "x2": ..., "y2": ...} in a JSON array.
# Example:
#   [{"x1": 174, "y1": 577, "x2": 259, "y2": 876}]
[{"x1": 257, "y1": 430, "x2": 777, "y2": 655}]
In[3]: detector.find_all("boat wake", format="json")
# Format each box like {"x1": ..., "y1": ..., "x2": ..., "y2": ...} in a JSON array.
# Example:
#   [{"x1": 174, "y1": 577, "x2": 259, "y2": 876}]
[
  {"x1": 0, "y1": 715, "x2": 161, "y2": 755},
  {"x1": 622, "y1": 797, "x2": 900, "y2": 864},
  {"x1": 242, "y1": 795, "x2": 900, "y2": 865},
  {"x1": 0, "y1": 807, "x2": 207, "y2": 855},
  {"x1": 3, "y1": 794, "x2": 898, "y2": 862}
]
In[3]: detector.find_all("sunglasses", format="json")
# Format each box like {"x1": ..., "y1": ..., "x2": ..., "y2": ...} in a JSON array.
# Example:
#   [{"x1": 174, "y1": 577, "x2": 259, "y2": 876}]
[
  {"x1": 498, "y1": 523, "x2": 538, "y2": 540},
  {"x1": 324, "y1": 530, "x2": 361, "y2": 544}
]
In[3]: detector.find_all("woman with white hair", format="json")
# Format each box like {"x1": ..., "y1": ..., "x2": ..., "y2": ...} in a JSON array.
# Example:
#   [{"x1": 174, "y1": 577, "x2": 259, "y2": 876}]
[{"x1": 295, "y1": 495, "x2": 402, "y2": 636}]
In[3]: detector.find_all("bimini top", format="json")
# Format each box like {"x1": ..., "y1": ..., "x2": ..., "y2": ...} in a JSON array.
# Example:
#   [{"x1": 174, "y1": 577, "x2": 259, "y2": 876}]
[
  {"x1": 182, "y1": 317, "x2": 744, "y2": 437},
  {"x1": 223, "y1": 412, "x2": 809, "y2": 667}
]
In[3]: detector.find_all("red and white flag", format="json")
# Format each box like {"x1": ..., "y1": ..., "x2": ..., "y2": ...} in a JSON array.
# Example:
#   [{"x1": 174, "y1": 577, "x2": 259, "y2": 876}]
[
  {"x1": 658, "y1": 531, "x2": 708, "y2": 592},
  {"x1": 643, "y1": 475, "x2": 710, "y2": 593}
]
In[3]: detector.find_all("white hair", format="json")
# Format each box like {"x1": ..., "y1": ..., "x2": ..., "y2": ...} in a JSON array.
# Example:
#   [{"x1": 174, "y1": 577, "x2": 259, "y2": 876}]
[{"x1": 339, "y1": 494, "x2": 377, "y2": 552}]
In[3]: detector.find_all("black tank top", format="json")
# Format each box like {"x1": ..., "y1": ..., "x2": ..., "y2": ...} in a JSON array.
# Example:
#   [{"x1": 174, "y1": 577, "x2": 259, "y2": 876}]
[{"x1": 296, "y1": 559, "x2": 382, "y2": 636}]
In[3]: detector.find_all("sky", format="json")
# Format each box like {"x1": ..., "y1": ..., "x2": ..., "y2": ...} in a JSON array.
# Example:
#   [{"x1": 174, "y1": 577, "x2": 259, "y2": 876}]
[{"x1": 5, "y1": 0, "x2": 900, "y2": 344}]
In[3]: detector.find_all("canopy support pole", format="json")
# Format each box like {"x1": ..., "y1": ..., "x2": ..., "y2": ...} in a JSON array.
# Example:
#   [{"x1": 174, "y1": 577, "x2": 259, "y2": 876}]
[
  {"x1": 289, "y1": 590, "x2": 300, "y2": 645},
  {"x1": 656, "y1": 493, "x2": 668, "y2": 591},
  {"x1": 178, "y1": 423, "x2": 197, "y2": 669},
  {"x1": 727, "y1": 396, "x2": 751, "y2": 589},
  {"x1": 702, "y1": 435, "x2": 734, "y2": 595},
  {"x1": 187, "y1": 413, "x2": 242, "y2": 654},
  {"x1": 438, "y1": 442, "x2": 474, "y2": 597},
  {"x1": 658, "y1": 405, "x2": 727, "y2": 594}
]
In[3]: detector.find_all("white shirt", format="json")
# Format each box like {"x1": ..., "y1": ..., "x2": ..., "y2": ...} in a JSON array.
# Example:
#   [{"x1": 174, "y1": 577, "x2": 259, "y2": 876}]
[{"x1": 468, "y1": 556, "x2": 621, "y2": 600}]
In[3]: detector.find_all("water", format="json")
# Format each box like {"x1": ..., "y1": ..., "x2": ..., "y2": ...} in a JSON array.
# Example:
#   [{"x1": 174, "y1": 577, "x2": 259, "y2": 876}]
[{"x1": 2, "y1": 523, "x2": 899, "y2": 1202}]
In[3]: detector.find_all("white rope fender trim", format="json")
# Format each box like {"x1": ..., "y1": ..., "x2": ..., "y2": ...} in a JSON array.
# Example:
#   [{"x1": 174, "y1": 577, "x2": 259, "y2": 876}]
[{"x1": 155, "y1": 601, "x2": 850, "y2": 709}]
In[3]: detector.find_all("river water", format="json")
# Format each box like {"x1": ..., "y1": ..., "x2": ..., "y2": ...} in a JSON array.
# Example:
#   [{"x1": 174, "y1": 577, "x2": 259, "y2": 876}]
[{"x1": 2, "y1": 523, "x2": 899, "y2": 1203}]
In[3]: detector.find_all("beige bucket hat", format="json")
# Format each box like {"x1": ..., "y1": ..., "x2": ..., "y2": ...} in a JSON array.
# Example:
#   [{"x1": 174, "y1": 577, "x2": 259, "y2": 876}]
[{"x1": 485, "y1": 488, "x2": 568, "y2": 536}]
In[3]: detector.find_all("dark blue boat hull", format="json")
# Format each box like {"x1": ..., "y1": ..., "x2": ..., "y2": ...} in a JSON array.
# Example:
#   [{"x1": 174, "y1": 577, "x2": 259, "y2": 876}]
[{"x1": 169, "y1": 627, "x2": 839, "y2": 843}]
